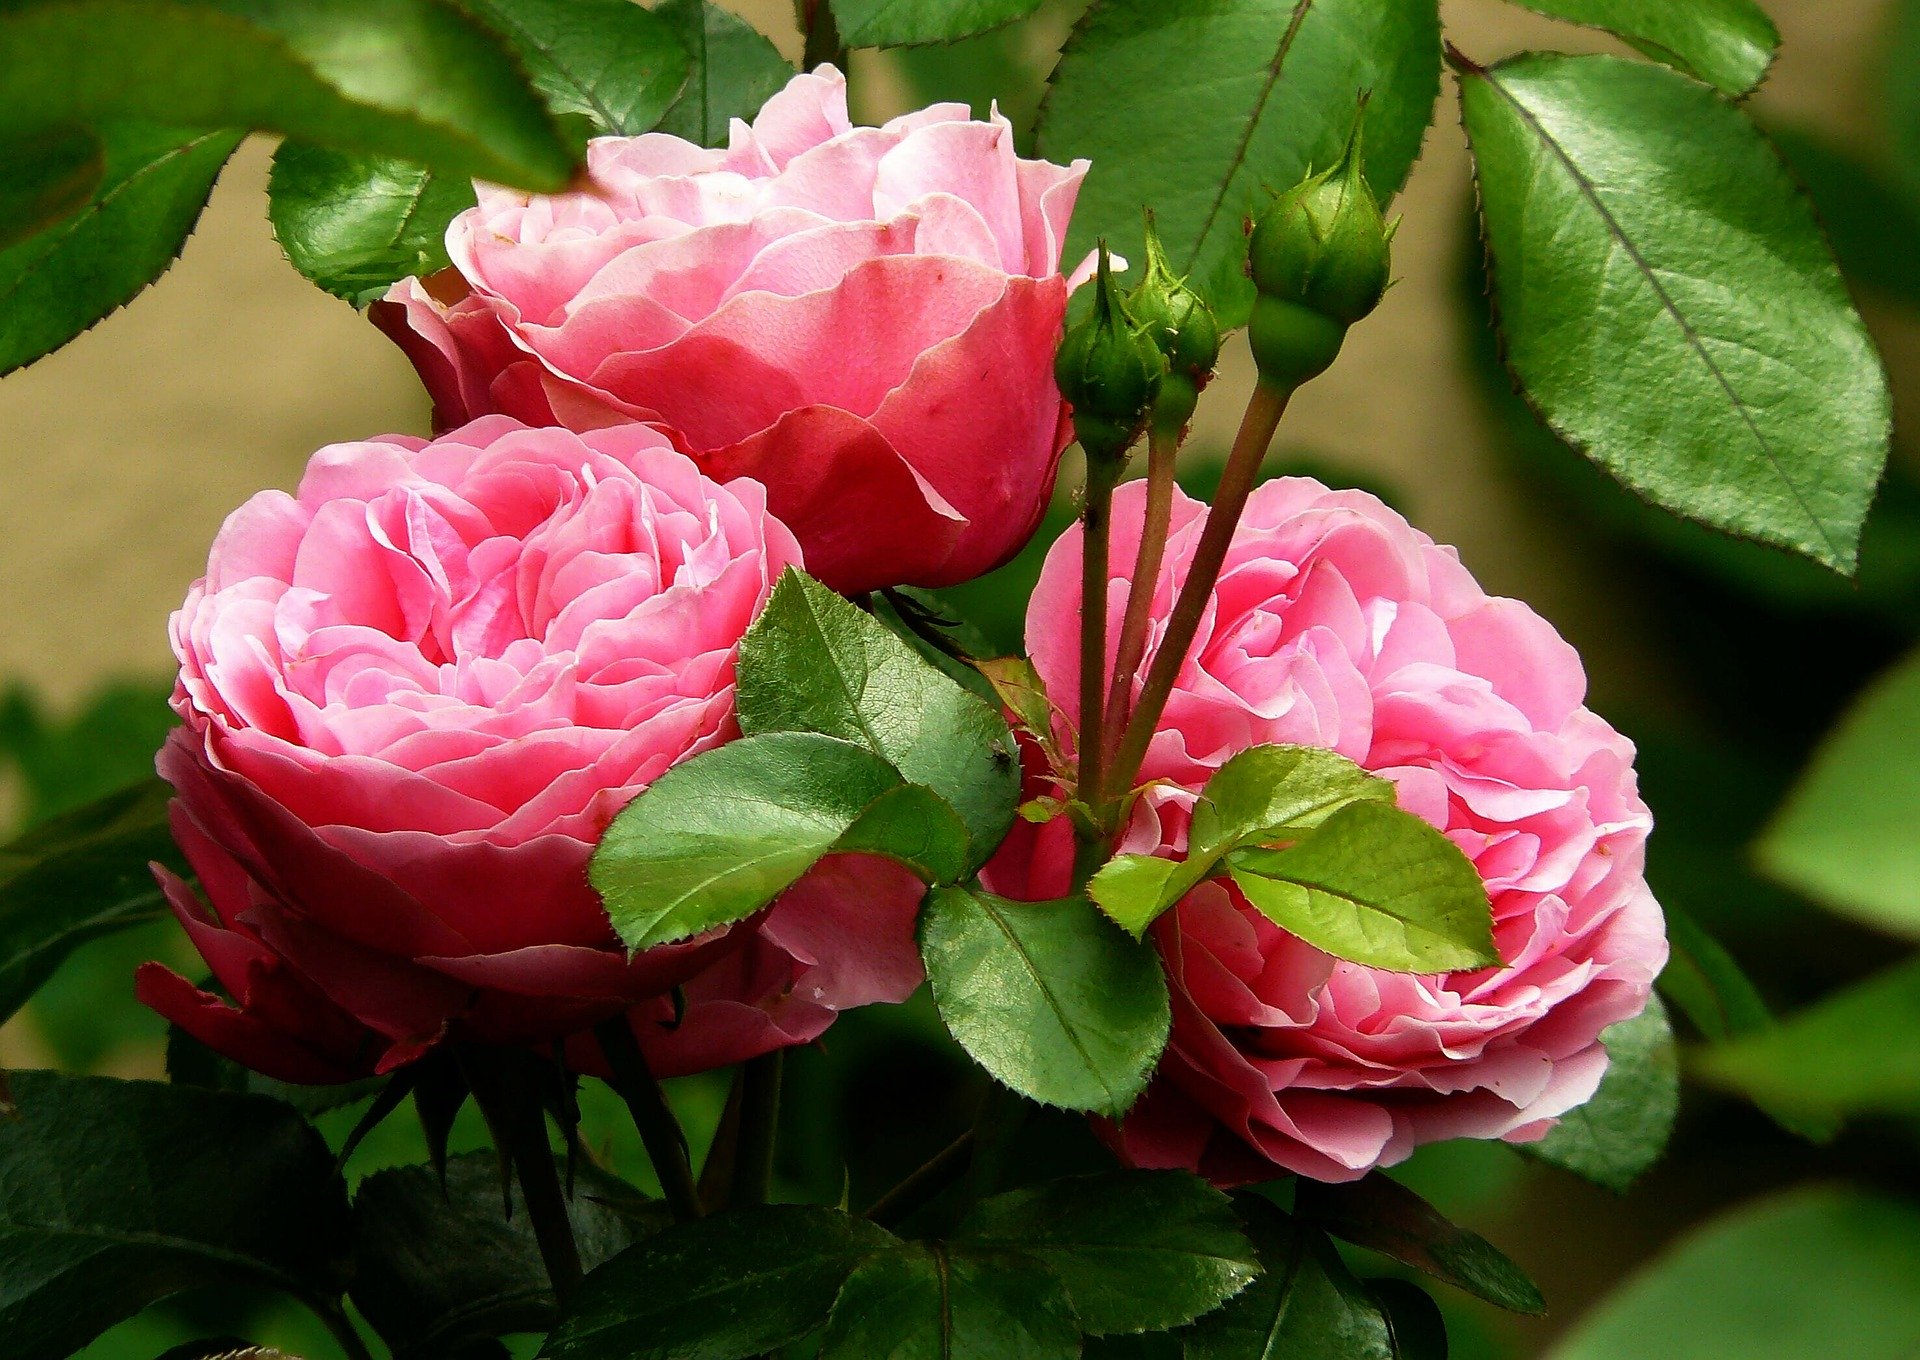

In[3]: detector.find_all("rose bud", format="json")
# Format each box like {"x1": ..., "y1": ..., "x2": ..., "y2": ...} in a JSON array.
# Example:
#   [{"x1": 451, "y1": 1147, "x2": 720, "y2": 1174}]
[
  {"x1": 1127, "y1": 212, "x2": 1221, "y2": 434},
  {"x1": 137, "y1": 418, "x2": 924, "y2": 1084},
  {"x1": 372, "y1": 67, "x2": 1091, "y2": 596},
  {"x1": 1054, "y1": 243, "x2": 1166, "y2": 468},
  {"x1": 1247, "y1": 100, "x2": 1394, "y2": 391},
  {"x1": 985, "y1": 477, "x2": 1667, "y2": 1183}
]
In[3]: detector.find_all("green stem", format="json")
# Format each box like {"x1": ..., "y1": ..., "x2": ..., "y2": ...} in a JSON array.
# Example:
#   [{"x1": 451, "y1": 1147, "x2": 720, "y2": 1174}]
[
  {"x1": 1075, "y1": 461, "x2": 1120, "y2": 822},
  {"x1": 313, "y1": 1299, "x2": 377, "y2": 1360},
  {"x1": 460, "y1": 1049, "x2": 584, "y2": 1304},
  {"x1": 733, "y1": 1050, "x2": 784, "y2": 1208},
  {"x1": 1108, "y1": 381, "x2": 1292, "y2": 800},
  {"x1": 865, "y1": 1129, "x2": 976, "y2": 1229},
  {"x1": 595, "y1": 1017, "x2": 703, "y2": 1224},
  {"x1": 1102, "y1": 424, "x2": 1180, "y2": 775}
]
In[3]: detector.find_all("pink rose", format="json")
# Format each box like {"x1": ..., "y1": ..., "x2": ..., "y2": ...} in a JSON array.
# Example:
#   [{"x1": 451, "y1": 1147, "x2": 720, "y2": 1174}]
[
  {"x1": 984, "y1": 478, "x2": 1668, "y2": 1183},
  {"x1": 372, "y1": 66, "x2": 1087, "y2": 596},
  {"x1": 138, "y1": 416, "x2": 923, "y2": 1084}
]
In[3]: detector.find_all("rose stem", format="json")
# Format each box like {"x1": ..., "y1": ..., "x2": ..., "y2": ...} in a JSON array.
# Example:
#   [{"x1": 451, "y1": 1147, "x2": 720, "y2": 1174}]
[
  {"x1": 594, "y1": 1016, "x2": 703, "y2": 1224},
  {"x1": 1075, "y1": 460, "x2": 1121, "y2": 826},
  {"x1": 1107, "y1": 381, "x2": 1292, "y2": 802},
  {"x1": 461, "y1": 1049, "x2": 584, "y2": 1303},
  {"x1": 800, "y1": 0, "x2": 846, "y2": 71},
  {"x1": 864, "y1": 1129, "x2": 976, "y2": 1228},
  {"x1": 731, "y1": 1050, "x2": 784, "y2": 1208},
  {"x1": 1101, "y1": 424, "x2": 1180, "y2": 775},
  {"x1": 311, "y1": 1300, "x2": 378, "y2": 1360}
]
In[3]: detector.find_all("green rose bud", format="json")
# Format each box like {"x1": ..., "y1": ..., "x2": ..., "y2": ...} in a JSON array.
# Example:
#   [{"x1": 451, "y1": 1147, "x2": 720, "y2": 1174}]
[
  {"x1": 1055, "y1": 241, "x2": 1166, "y2": 466},
  {"x1": 1126, "y1": 211, "x2": 1219, "y2": 436},
  {"x1": 1248, "y1": 96, "x2": 1393, "y2": 332}
]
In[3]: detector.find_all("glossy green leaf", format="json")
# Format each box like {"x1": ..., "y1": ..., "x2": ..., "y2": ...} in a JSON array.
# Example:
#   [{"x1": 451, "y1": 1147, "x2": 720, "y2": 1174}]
[
  {"x1": 1038, "y1": 0, "x2": 1441, "y2": 328},
  {"x1": 351, "y1": 1154, "x2": 650, "y2": 1359},
  {"x1": 817, "y1": 1242, "x2": 1079, "y2": 1359},
  {"x1": 1184, "y1": 1196, "x2": 1393, "y2": 1360},
  {"x1": 1501, "y1": 0, "x2": 1777, "y2": 94},
  {"x1": 1228, "y1": 801, "x2": 1498, "y2": 973},
  {"x1": 958, "y1": 1171, "x2": 1259, "y2": 1335},
  {"x1": 267, "y1": 144, "x2": 474, "y2": 305},
  {"x1": 1691, "y1": 956, "x2": 1920, "y2": 1124},
  {"x1": 1545, "y1": 1188, "x2": 1920, "y2": 1360},
  {"x1": 1092, "y1": 744, "x2": 1396, "y2": 936},
  {"x1": 591, "y1": 732, "x2": 966, "y2": 951},
  {"x1": 0, "y1": 1072, "x2": 351, "y2": 1360},
  {"x1": 1528, "y1": 995, "x2": 1679, "y2": 1192},
  {"x1": 464, "y1": 0, "x2": 690, "y2": 139},
  {"x1": 652, "y1": 0, "x2": 794, "y2": 149},
  {"x1": 1460, "y1": 52, "x2": 1890, "y2": 573},
  {"x1": 543, "y1": 1204, "x2": 895, "y2": 1360},
  {"x1": 0, "y1": 122, "x2": 240, "y2": 376},
  {"x1": 829, "y1": 0, "x2": 1043, "y2": 48},
  {"x1": 1757, "y1": 647, "x2": 1920, "y2": 939},
  {"x1": 0, "y1": 1, "x2": 573, "y2": 190},
  {"x1": 1296, "y1": 1173, "x2": 1545, "y2": 1315},
  {"x1": 0, "y1": 778, "x2": 185, "y2": 1024},
  {"x1": 920, "y1": 885, "x2": 1170, "y2": 1116},
  {"x1": 0, "y1": 126, "x2": 101, "y2": 249},
  {"x1": 738, "y1": 570, "x2": 1020, "y2": 871}
]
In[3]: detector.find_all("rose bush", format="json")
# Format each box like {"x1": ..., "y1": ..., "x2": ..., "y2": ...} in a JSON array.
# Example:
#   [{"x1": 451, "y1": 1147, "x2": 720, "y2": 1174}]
[
  {"x1": 985, "y1": 476, "x2": 1668, "y2": 1183},
  {"x1": 374, "y1": 65, "x2": 1088, "y2": 595},
  {"x1": 137, "y1": 416, "x2": 922, "y2": 1084}
]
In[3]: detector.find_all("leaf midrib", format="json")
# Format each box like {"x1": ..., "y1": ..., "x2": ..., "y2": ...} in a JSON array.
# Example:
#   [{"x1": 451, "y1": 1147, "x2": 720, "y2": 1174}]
[
  {"x1": 974, "y1": 896, "x2": 1117, "y2": 1109},
  {"x1": 1474, "y1": 61, "x2": 1845, "y2": 563}
]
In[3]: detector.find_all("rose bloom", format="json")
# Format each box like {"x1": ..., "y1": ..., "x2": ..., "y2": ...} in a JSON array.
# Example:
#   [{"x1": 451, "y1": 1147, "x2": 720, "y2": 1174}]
[
  {"x1": 985, "y1": 478, "x2": 1668, "y2": 1183},
  {"x1": 138, "y1": 417, "x2": 922, "y2": 1084},
  {"x1": 374, "y1": 66, "x2": 1087, "y2": 596}
]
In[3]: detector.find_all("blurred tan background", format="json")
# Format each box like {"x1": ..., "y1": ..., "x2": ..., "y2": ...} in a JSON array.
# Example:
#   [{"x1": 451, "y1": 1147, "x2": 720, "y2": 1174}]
[{"x1": 0, "y1": 0, "x2": 1907, "y2": 716}]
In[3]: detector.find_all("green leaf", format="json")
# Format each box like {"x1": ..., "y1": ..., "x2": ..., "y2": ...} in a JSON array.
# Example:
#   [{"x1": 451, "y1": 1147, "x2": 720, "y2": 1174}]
[
  {"x1": 957, "y1": 1171, "x2": 1260, "y2": 1335},
  {"x1": 543, "y1": 1204, "x2": 895, "y2": 1360},
  {"x1": 1038, "y1": 0, "x2": 1442, "y2": 329},
  {"x1": 919, "y1": 885, "x2": 1170, "y2": 1116},
  {"x1": 0, "y1": 122, "x2": 241, "y2": 376},
  {"x1": 1295, "y1": 1173, "x2": 1545, "y2": 1315},
  {"x1": 1228, "y1": 801, "x2": 1498, "y2": 973},
  {"x1": 1500, "y1": 0, "x2": 1777, "y2": 95},
  {"x1": 1091, "y1": 744, "x2": 1397, "y2": 936},
  {"x1": 0, "y1": 0, "x2": 573, "y2": 190},
  {"x1": 829, "y1": 0, "x2": 1044, "y2": 49},
  {"x1": 1183, "y1": 1196, "x2": 1393, "y2": 1360},
  {"x1": 1459, "y1": 51, "x2": 1890, "y2": 574},
  {"x1": 0, "y1": 778, "x2": 186, "y2": 1024},
  {"x1": 1544, "y1": 1188, "x2": 1920, "y2": 1360},
  {"x1": 463, "y1": 0, "x2": 690, "y2": 139},
  {"x1": 1888, "y1": 0, "x2": 1920, "y2": 201},
  {"x1": 591, "y1": 731, "x2": 968, "y2": 951},
  {"x1": 1691, "y1": 956, "x2": 1920, "y2": 1124},
  {"x1": 267, "y1": 144, "x2": 474, "y2": 305},
  {"x1": 351, "y1": 1153, "x2": 650, "y2": 1358},
  {"x1": 0, "y1": 1072, "x2": 351, "y2": 1360},
  {"x1": 1656, "y1": 904, "x2": 1772, "y2": 1044},
  {"x1": 1527, "y1": 995, "x2": 1679, "y2": 1192},
  {"x1": 738, "y1": 571, "x2": 1020, "y2": 871},
  {"x1": 817, "y1": 1242, "x2": 1080, "y2": 1359},
  {"x1": 652, "y1": 0, "x2": 794, "y2": 149},
  {"x1": 1757, "y1": 647, "x2": 1920, "y2": 939},
  {"x1": 0, "y1": 126, "x2": 101, "y2": 249},
  {"x1": 1369, "y1": 1278, "x2": 1449, "y2": 1360}
]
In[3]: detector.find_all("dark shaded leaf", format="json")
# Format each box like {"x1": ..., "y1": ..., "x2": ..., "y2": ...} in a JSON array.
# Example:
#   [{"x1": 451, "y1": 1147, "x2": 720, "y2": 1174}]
[
  {"x1": 1296, "y1": 1174, "x2": 1545, "y2": 1315},
  {"x1": 542, "y1": 1204, "x2": 894, "y2": 1360},
  {"x1": 0, "y1": 1072, "x2": 351, "y2": 1360},
  {"x1": 652, "y1": 0, "x2": 794, "y2": 149},
  {"x1": 0, "y1": 125, "x2": 100, "y2": 249},
  {"x1": 0, "y1": 122, "x2": 240, "y2": 375},
  {"x1": 818, "y1": 1241, "x2": 1079, "y2": 1358},
  {"x1": 920, "y1": 885, "x2": 1169, "y2": 1116},
  {"x1": 1370, "y1": 1278, "x2": 1448, "y2": 1360},
  {"x1": 958, "y1": 1170, "x2": 1260, "y2": 1335},
  {"x1": 464, "y1": 0, "x2": 690, "y2": 138},
  {"x1": 829, "y1": 0, "x2": 1044, "y2": 48},
  {"x1": 1528, "y1": 995, "x2": 1679, "y2": 1193}
]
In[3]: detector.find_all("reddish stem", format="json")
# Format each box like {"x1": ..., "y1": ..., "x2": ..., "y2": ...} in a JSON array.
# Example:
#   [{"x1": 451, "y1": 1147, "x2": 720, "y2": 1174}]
[{"x1": 1101, "y1": 425, "x2": 1180, "y2": 772}]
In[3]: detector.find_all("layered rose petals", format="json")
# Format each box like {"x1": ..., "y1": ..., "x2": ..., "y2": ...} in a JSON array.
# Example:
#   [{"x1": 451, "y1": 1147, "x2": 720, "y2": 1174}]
[
  {"x1": 141, "y1": 417, "x2": 923, "y2": 1082},
  {"x1": 373, "y1": 66, "x2": 1085, "y2": 594},
  {"x1": 985, "y1": 478, "x2": 1667, "y2": 1183}
]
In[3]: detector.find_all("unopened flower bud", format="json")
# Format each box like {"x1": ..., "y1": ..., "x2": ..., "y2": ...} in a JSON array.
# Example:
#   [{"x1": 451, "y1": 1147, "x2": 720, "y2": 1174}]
[
  {"x1": 1128, "y1": 212, "x2": 1221, "y2": 386},
  {"x1": 1248, "y1": 97, "x2": 1392, "y2": 332},
  {"x1": 1055, "y1": 242, "x2": 1165, "y2": 465}
]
